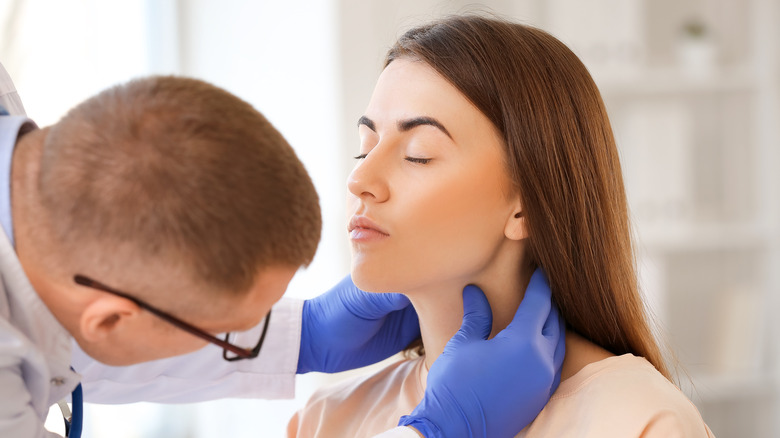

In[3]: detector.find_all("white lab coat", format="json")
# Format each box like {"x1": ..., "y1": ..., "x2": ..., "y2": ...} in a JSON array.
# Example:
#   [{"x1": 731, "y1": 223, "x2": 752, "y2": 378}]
[
  {"x1": 0, "y1": 63, "x2": 25, "y2": 116},
  {"x1": 0, "y1": 61, "x2": 416, "y2": 438},
  {"x1": 0, "y1": 218, "x2": 75, "y2": 438}
]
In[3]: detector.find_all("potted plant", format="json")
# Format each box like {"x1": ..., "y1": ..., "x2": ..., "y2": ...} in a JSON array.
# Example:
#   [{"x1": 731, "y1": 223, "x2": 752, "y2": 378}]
[{"x1": 676, "y1": 18, "x2": 718, "y2": 77}]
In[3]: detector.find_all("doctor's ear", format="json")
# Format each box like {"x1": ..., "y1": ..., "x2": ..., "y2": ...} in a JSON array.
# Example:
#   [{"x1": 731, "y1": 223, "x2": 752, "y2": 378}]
[
  {"x1": 504, "y1": 208, "x2": 528, "y2": 241},
  {"x1": 79, "y1": 295, "x2": 141, "y2": 342}
]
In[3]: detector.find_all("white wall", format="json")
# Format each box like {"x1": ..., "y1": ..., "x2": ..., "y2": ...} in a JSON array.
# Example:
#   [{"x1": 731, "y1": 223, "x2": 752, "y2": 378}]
[{"x1": 1, "y1": 0, "x2": 150, "y2": 124}]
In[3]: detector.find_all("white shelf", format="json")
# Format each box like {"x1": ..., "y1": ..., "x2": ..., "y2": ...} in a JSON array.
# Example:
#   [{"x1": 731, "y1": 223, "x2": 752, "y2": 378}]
[
  {"x1": 636, "y1": 222, "x2": 770, "y2": 253},
  {"x1": 598, "y1": 66, "x2": 757, "y2": 98}
]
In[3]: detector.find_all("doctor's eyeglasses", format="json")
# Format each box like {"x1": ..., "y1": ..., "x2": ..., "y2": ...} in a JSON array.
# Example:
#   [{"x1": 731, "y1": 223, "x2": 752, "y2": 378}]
[{"x1": 73, "y1": 275, "x2": 271, "y2": 361}]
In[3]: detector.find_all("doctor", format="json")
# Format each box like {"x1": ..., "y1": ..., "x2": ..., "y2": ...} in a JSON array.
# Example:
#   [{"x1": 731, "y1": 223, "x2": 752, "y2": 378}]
[{"x1": 0, "y1": 64, "x2": 564, "y2": 438}]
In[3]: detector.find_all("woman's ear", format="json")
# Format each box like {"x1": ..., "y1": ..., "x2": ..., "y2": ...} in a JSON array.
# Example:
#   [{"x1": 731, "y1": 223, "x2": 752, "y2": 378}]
[
  {"x1": 79, "y1": 295, "x2": 140, "y2": 343},
  {"x1": 504, "y1": 199, "x2": 528, "y2": 241}
]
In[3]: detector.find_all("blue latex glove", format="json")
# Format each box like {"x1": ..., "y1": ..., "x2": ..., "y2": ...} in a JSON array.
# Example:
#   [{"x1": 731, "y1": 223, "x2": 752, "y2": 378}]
[
  {"x1": 398, "y1": 269, "x2": 566, "y2": 438},
  {"x1": 298, "y1": 275, "x2": 420, "y2": 374}
]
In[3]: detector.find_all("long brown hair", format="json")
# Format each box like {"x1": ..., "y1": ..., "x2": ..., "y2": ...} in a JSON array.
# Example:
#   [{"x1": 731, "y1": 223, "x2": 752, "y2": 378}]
[{"x1": 389, "y1": 15, "x2": 670, "y2": 379}]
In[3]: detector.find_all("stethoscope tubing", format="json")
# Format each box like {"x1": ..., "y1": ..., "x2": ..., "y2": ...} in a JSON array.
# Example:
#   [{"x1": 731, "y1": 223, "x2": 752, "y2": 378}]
[{"x1": 68, "y1": 382, "x2": 83, "y2": 438}]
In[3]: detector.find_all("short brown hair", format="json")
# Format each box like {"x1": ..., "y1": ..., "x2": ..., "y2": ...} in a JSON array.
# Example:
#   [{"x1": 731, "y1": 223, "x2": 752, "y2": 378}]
[
  {"x1": 39, "y1": 76, "x2": 321, "y2": 294},
  {"x1": 389, "y1": 16, "x2": 670, "y2": 379}
]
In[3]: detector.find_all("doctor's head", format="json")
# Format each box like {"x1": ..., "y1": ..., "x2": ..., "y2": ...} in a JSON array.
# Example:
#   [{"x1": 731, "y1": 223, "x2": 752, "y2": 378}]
[
  {"x1": 347, "y1": 15, "x2": 668, "y2": 376},
  {"x1": 14, "y1": 76, "x2": 321, "y2": 365}
]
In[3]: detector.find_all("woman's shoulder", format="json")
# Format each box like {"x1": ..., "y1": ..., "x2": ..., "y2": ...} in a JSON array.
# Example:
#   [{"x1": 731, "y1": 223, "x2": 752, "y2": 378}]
[
  {"x1": 555, "y1": 354, "x2": 690, "y2": 406},
  {"x1": 522, "y1": 354, "x2": 714, "y2": 438},
  {"x1": 288, "y1": 356, "x2": 426, "y2": 438}
]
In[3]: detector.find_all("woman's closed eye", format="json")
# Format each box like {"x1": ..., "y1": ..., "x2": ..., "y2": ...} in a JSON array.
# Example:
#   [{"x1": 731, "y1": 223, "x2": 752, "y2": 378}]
[
  {"x1": 353, "y1": 154, "x2": 433, "y2": 164},
  {"x1": 353, "y1": 153, "x2": 432, "y2": 165},
  {"x1": 405, "y1": 156, "x2": 432, "y2": 164}
]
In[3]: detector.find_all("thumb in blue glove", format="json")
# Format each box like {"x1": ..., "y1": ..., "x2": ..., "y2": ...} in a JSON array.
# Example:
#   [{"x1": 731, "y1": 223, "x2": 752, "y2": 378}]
[
  {"x1": 298, "y1": 275, "x2": 421, "y2": 374},
  {"x1": 399, "y1": 268, "x2": 566, "y2": 438}
]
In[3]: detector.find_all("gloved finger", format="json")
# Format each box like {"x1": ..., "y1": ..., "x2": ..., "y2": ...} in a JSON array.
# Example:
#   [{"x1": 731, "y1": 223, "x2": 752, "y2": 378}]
[
  {"x1": 450, "y1": 284, "x2": 493, "y2": 344},
  {"x1": 348, "y1": 291, "x2": 413, "y2": 319},
  {"x1": 541, "y1": 291, "x2": 563, "y2": 340},
  {"x1": 337, "y1": 274, "x2": 413, "y2": 319},
  {"x1": 549, "y1": 311, "x2": 566, "y2": 394},
  {"x1": 395, "y1": 307, "x2": 421, "y2": 341},
  {"x1": 494, "y1": 268, "x2": 552, "y2": 341}
]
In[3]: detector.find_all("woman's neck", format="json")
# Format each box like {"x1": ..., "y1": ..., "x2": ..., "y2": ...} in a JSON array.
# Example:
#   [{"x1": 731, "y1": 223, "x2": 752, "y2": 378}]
[{"x1": 406, "y1": 241, "x2": 531, "y2": 369}]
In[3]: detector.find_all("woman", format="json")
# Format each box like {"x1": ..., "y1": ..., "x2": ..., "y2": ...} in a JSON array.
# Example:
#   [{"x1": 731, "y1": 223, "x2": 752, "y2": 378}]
[{"x1": 289, "y1": 15, "x2": 713, "y2": 437}]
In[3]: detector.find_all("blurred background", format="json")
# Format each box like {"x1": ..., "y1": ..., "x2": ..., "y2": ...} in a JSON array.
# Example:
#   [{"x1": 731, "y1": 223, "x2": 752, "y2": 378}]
[{"x1": 2, "y1": 0, "x2": 778, "y2": 436}]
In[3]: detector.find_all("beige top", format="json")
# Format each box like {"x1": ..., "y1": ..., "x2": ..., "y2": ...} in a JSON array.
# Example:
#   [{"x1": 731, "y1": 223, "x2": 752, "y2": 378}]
[{"x1": 288, "y1": 354, "x2": 715, "y2": 438}]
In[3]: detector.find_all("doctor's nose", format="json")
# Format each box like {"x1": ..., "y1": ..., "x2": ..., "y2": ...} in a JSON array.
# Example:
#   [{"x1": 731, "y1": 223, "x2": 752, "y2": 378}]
[{"x1": 347, "y1": 153, "x2": 390, "y2": 203}]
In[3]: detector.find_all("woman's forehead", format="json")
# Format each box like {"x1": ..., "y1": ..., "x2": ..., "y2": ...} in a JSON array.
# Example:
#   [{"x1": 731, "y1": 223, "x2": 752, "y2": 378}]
[{"x1": 367, "y1": 59, "x2": 483, "y2": 129}]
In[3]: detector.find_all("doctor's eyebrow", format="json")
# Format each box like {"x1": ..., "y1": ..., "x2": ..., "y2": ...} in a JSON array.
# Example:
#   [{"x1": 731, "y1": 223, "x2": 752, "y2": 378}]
[{"x1": 357, "y1": 115, "x2": 453, "y2": 140}]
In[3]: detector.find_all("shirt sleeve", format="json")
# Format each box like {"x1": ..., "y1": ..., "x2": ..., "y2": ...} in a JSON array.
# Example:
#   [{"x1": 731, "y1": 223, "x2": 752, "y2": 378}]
[
  {"x1": 73, "y1": 298, "x2": 303, "y2": 404},
  {"x1": 0, "y1": 62, "x2": 26, "y2": 116},
  {"x1": 640, "y1": 410, "x2": 716, "y2": 438}
]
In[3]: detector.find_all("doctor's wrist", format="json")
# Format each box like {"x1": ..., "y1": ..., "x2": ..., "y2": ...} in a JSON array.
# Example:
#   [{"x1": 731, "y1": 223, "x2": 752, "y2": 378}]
[
  {"x1": 397, "y1": 415, "x2": 443, "y2": 438},
  {"x1": 296, "y1": 299, "x2": 314, "y2": 374}
]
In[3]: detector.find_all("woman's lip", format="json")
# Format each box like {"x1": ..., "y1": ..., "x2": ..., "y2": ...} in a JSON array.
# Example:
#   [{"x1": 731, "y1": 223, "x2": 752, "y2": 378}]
[
  {"x1": 350, "y1": 227, "x2": 390, "y2": 242},
  {"x1": 348, "y1": 216, "x2": 389, "y2": 236}
]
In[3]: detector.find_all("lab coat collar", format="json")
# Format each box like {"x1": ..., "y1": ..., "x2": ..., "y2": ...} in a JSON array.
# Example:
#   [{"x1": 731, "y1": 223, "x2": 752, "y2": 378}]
[{"x1": 0, "y1": 115, "x2": 36, "y2": 246}]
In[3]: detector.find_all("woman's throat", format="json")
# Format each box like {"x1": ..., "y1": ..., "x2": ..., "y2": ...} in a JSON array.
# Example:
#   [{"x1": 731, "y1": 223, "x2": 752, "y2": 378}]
[{"x1": 407, "y1": 279, "x2": 526, "y2": 370}]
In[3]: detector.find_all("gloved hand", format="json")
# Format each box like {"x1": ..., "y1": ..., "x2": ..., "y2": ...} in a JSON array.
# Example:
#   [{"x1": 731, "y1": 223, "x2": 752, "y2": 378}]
[
  {"x1": 398, "y1": 268, "x2": 566, "y2": 438},
  {"x1": 297, "y1": 275, "x2": 420, "y2": 374}
]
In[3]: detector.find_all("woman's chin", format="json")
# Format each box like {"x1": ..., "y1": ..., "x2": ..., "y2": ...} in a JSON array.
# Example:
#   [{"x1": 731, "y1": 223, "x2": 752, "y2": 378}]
[{"x1": 351, "y1": 270, "x2": 399, "y2": 294}]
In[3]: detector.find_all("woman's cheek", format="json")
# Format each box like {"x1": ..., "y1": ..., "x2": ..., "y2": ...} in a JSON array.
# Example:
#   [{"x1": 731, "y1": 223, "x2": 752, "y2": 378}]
[{"x1": 403, "y1": 187, "x2": 499, "y2": 271}]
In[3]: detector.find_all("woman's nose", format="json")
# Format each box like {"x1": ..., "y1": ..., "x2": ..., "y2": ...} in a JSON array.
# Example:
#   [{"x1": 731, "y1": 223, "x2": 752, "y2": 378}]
[{"x1": 347, "y1": 151, "x2": 390, "y2": 203}]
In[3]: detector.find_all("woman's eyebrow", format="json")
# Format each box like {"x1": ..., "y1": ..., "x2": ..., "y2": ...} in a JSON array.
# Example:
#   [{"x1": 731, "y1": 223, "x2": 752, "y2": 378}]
[
  {"x1": 398, "y1": 116, "x2": 452, "y2": 139},
  {"x1": 358, "y1": 115, "x2": 453, "y2": 140},
  {"x1": 357, "y1": 115, "x2": 376, "y2": 131}
]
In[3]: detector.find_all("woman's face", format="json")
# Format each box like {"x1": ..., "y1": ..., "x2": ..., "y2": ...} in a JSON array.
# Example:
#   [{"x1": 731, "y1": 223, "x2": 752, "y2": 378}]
[{"x1": 347, "y1": 58, "x2": 523, "y2": 294}]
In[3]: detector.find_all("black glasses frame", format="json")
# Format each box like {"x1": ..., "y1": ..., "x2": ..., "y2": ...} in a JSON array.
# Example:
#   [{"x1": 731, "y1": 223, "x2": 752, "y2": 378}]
[{"x1": 74, "y1": 274, "x2": 271, "y2": 361}]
